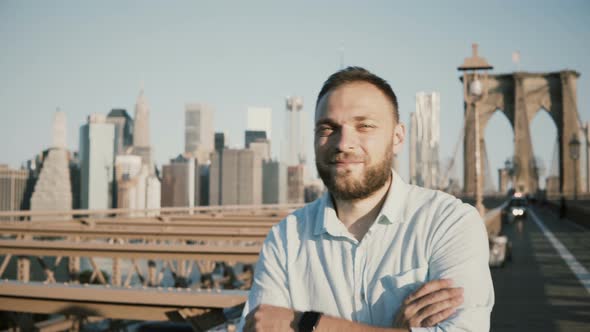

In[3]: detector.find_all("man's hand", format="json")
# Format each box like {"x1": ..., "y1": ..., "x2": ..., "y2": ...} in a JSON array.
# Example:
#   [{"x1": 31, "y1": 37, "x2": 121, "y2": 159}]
[
  {"x1": 244, "y1": 304, "x2": 299, "y2": 332},
  {"x1": 393, "y1": 279, "x2": 463, "y2": 329}
]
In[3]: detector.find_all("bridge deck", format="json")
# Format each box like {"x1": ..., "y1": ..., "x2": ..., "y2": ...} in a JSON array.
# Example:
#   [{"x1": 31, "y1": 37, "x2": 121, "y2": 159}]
[
  {"x1": 1, "y1": 204, "x2": 590, "y2": 329},
  {"x1": 491, "y1": 205, "x2": 590, "y2": 331},
  {"x1": 0, "y1": 280, "x2": 247, "y2": 321},
  {"x1": 0, "y1": 239, "x2": 261, "y2": 262}
]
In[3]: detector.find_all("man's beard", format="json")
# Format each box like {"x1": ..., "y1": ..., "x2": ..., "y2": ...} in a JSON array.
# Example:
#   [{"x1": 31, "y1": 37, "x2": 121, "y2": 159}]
[{"x1": 316, "y1": 147, "x2": 393, "y2": 201}]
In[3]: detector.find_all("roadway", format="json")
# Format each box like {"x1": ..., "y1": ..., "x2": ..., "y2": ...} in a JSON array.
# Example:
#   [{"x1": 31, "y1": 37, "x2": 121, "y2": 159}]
[{"x1": 490, "y1": 204, "x2": 590, "y2": 331}]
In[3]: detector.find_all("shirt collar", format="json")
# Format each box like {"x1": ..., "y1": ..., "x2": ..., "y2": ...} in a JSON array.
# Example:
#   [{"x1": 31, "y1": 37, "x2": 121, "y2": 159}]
[{"x1": 314, "y1": 169, "x2": 409, "y2": 237}]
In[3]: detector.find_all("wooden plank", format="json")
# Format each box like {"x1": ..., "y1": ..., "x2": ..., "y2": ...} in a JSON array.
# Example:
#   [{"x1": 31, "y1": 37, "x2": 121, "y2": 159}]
[{"x1": 0, "y1": 240, "x2": 261, "y2": 262}]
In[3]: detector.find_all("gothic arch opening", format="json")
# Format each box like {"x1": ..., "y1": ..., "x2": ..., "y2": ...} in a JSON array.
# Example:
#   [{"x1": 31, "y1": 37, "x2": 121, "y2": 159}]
[
  {"x1": 483, "y1": 109, "x2": 514, "y2": 194},
  {"x1": 530, "y1": 108, "x2": 558, "y2": 191}
]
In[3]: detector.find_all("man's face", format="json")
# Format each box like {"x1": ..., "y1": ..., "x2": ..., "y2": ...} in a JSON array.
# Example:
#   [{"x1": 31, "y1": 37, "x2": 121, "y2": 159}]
[{"x1": 314, "y1": 82, "x2": 404, "y2": 200}]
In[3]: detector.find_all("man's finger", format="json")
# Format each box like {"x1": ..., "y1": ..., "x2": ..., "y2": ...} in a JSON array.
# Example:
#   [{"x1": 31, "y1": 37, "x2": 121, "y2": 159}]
[
  {"x1": 422, "y1": 307, "x2": 458, "y2": 327},
  {"x1": 413, "y1": 287, "x2": 463, "y2": 308},
  {"x1": 404, "y1": 279, "x2": 453, "y2": 305},
  {"x1": 405, "y1": 287, "x2": 463, "y2": 318},
  {"x1": 416, "y1": 294, "x2": 463, "y2": 324}
]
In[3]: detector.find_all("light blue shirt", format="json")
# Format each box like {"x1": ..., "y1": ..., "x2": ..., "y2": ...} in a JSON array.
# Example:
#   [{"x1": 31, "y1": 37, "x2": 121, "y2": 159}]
[{"x1": 238, "y1": 170, "x2": 494, "y2": 331}]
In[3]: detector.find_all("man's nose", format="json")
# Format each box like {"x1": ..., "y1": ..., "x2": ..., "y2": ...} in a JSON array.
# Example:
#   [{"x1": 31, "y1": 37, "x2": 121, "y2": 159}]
[{"x1": 335, "y1": 125, "x2": 358, "y2": 152}]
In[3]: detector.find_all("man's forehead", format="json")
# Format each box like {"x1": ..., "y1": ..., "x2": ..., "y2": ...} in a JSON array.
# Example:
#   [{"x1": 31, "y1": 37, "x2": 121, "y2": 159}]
[{"x1": 315, "y1": 82, "x2": 394, "y2": 121}]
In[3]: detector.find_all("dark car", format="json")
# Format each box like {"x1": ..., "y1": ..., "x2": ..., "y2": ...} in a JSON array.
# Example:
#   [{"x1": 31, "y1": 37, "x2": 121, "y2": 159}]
[{"x1": 504, "y1": 197, "x2": 528, "y2": 223}]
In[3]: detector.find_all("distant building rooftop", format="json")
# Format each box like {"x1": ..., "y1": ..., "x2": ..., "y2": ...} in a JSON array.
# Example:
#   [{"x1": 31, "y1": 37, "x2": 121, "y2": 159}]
[{"x1": 107, "y1": 109, "x2": 132, "y2": 119}]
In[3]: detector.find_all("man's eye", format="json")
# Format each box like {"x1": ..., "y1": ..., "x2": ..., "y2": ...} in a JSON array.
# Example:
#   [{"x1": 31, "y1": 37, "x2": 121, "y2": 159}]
[
  {"x1": 316, "y1": 127, "x2": 333, "y2": 136},
  {"x1": 358, "y1": 123, "x2": 376, "y2": 130}
]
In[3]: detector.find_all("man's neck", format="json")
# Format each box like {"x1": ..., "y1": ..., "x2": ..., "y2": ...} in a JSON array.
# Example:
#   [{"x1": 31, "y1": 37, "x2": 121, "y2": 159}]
[{"x1": 331, "y1": 175, "x2": 392, "y2": 242}]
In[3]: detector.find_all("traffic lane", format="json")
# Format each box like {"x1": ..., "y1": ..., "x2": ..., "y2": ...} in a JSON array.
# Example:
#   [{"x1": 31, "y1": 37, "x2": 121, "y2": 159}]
[
  {"x1": 490, "y1": 211, "x2": 590, "y2": 331},
  {"x1": 529, "y1": 205, "x2": 590, "y2": 274}
]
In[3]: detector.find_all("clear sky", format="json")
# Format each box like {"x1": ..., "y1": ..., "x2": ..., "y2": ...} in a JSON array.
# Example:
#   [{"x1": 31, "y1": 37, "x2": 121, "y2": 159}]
[{"x1": 1, "y1": 0, "x2": 589, "y2": 188}]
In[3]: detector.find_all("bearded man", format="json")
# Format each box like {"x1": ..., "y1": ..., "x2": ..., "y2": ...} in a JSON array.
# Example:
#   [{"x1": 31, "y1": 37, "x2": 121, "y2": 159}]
[{"x1": 239, "y1": 67, "x2": 494, "y2": 331}]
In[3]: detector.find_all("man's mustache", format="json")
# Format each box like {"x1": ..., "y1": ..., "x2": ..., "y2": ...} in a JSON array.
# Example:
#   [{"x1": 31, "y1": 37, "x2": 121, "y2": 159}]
[{"x1": 327, "y1": 152, "x2": 365, "y2": 163}]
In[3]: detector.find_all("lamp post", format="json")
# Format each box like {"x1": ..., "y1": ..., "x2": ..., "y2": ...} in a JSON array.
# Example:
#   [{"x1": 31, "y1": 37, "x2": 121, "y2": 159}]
[
  {"x1": 569, "y1": 134, "x2": 581, "y2": 200},
  {"x1": 531, "y1": 156, "x2": 541, "y2": 194},
  {"x1": 505, "y1": 157, "x2": 518, "y2": 190},
  {"x1": 459, "y1": 44, "x2": 493, "y2": 217}
]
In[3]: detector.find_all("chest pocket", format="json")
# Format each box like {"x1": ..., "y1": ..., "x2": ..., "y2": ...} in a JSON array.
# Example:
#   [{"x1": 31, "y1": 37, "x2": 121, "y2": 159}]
[{"x1": 380, "y1": 265, "x2": 429, "y2": 301}]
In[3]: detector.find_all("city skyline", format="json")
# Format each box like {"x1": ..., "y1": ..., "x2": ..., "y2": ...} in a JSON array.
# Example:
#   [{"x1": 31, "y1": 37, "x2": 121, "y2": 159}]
[{"x1": 1, "y1": 0, "x2": 589, "y2": 187}]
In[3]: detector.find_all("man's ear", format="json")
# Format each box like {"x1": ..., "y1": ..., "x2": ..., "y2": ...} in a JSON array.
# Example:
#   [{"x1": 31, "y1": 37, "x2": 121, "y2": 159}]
[{"x1": 392, "y1": 122, "x2": 405, "y2": 155}]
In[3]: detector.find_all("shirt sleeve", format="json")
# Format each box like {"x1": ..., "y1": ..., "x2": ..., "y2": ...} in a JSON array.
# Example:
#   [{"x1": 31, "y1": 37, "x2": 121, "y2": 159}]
[
  {"x1": 236, "y1": 222, "x2": 290, "y2": 331},
  {"x1": 413, "y1": 203, "x2": 495, "y2": 332}
]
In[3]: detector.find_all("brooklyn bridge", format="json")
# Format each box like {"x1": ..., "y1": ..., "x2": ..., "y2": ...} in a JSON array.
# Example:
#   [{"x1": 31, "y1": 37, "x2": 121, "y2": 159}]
[{"x1": 1, "y1": 42, "x2": 589, "y2": 331}]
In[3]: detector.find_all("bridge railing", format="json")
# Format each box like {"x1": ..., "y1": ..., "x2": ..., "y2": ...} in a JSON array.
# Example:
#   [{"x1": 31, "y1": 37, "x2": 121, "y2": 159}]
[
  {"x1": 0, "y1": 203, "x2": 305, "y2": 221},
  {"x1": 0, "y1": 214, "x2": 278, "y2": 286},
  {"x1": 0, "y1": 207, "x2": 296, "y2": 330}
]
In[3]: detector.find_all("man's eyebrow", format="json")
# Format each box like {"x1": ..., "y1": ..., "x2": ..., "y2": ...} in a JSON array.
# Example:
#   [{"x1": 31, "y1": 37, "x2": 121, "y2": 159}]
[
  {"x1": 315, "y1": 116, "x2": 378, "y2": 127},
  {"x1": 352, "y1": 115, "x2": 376, "y2": 121},
  {"x1": 315, "y1": 118, "x2": 338, "y2": 127}
]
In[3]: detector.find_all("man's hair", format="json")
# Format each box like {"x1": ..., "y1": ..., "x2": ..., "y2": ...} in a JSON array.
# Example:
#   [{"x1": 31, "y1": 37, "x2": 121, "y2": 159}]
[{"x1": 315, "y1": 66, "x2": 399, "y2": 122}]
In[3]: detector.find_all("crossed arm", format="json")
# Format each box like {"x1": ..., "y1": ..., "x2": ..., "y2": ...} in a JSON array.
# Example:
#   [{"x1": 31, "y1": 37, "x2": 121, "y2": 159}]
[
  {"x1": 243, "y1": 279, "x2": 464, "y2": 332},
  {"x1": 240, "y1": 206, "x2": 493, "y2": 331}
]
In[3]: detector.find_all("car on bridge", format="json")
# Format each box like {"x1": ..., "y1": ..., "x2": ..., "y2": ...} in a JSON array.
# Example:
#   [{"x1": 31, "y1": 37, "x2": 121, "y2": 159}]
[{"x1": 503, "y1": 196, "x2": 528, "y2": 224}]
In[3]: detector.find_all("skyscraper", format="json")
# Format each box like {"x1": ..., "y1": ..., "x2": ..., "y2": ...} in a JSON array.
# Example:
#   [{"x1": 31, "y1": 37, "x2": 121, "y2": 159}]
[
  {"x1": 161, "y1": 154, "x2": 199, "y2": 208},
  {"x1": 213, "y1": 132, "x2": 226, "y2": 206},
  {"x1": 107, "y1": 109, "x2": 133, "y2": 207},
  {"x1": 287, "y1": 164, "x2": 305, "y2": 204},
  {"x1": 198, "y1": 164, "x2": 210, "y2": 206},
  {"x1": 132, "y1": 89, "x2": 153, "y2": 171},
  {"x1": 247, "y1": 107, "x2": 272, "y2": 139},
  {"x1": 145, "y1": 174, "x2": 161, "y2": 216},
  {"x1": 125, "y1": 89, "x2": 161, "y2": 213},
  {"x1": 114, "y1": 154, "x2": 160, "y2": 216},
  {"x1": 245, "y1": 130, "x2": 267, "y2": 148},
  {"x1": 185, "y1": 103, "x2": 214, "y2": 162},
  {"x1": 0, "y1": 164, "x2": 29, "y2": 218},
  {"x1": 249, "y1": 139, "x2": 271, "y2": 161},
  {"x1": 209, "y1": 149, "x2": 262, "y2": 205},
  {"x1": 69, "y1": 151, "x2": 81, "y2": 209},
  {"x1": 79, "y1": 113, "x2": 115, "y2": 210},
  {"x1": 29, "y1": 150, "x2": 73, "y2": 219},
  {"x1": 284, "y1": 96, "x2": 307, "y2": 166},
  {"x1": 115, "y1": 155, "x2": 143, "y2": 211},
  {"x1": 262, "y1": 160, "x2": 287, "y2": 204},
  {"x1": 409, "y1": 92, "x2": 441, "y2": 189},
  {"x1": 30, "y1": 111, "x2": 73, "y2": 219},
  {"x1": 107, "y1": 109, "x2": 134, "y2": 155},
  {"x1": 215, "y1": 132, "x2": 227, "y2": 152},
  {"x1": 133, "y1": 90, "x2": 150, "y2": 148},
  {"x1": 52, "y1": 109, "x2": 67, "y2": 149}
]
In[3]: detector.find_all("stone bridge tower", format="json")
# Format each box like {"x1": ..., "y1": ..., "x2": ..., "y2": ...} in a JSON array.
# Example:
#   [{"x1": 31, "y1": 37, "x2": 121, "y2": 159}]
[{"x1": 462, "y1": 70, "x2": 582, "y2": 195}]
